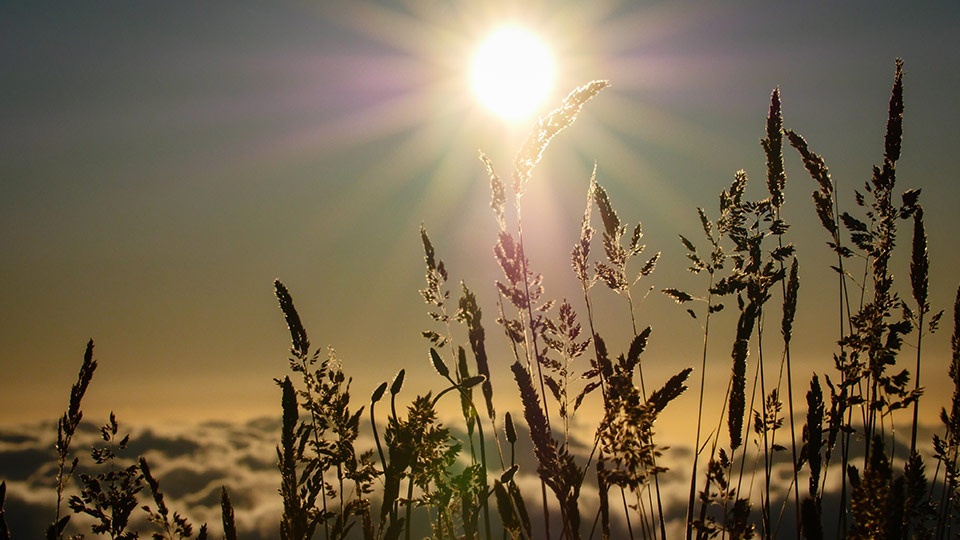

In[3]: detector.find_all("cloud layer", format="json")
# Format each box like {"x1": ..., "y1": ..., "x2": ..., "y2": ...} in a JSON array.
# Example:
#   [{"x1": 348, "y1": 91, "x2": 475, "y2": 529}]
[{"x1": 0, "y1": 413, "x2": 945, "y2": 539}]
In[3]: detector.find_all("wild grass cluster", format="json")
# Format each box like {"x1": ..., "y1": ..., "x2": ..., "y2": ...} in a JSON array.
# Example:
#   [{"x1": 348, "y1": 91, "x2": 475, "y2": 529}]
[{"x1": 3, "y1": 59, "x2": 960, "y2": 539}]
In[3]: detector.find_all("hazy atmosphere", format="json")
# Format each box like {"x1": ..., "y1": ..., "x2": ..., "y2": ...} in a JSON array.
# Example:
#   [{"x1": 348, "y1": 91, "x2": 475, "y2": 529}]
[{"x1": 2, "y1": 1, "x2": 960, "y2": 538}]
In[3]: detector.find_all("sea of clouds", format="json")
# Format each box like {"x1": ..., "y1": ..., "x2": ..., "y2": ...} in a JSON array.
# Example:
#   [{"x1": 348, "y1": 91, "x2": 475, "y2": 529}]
[{"x1": 2, "y1": 413, "x2": 931, "y2": 538}]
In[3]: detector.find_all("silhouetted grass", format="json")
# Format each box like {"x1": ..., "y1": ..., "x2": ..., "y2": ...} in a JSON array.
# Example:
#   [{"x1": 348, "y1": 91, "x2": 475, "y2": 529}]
[{"x1": 2, "y1": 59, "x2": 957, "y2": 540}]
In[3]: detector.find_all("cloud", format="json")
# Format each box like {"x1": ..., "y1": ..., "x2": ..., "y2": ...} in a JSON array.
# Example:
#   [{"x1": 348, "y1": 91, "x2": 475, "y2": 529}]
[
  {"x1": 0, "y1": 448, "x2": 54, "y2": 482},
  {"x1": 0, "y1": 418, "x2": 282, "y2": 538},
  {"x1": 124, "y1": 429, "x2": 204, "y2": 459},
  {"x1": 0, "y1": 413, "x2": 950, "y2": 539},
  {"x1": 0, "y1": 431, "x2": 38, "y2": 445},
  {"x1": 156, "y1": 466, "x2": 228, "y2": 500}
]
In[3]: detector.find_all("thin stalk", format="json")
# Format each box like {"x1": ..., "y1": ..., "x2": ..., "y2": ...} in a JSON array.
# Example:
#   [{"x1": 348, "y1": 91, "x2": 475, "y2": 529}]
[
  {"x1": 909, "y1": 309, "x2": 925, "y2": 455},
  {"x1": 936, "y1": 447, "x2": 958, "y2": 537},
  {"x1": 782, "y1": 351, "x2": 799, "y2": 530},
  {"x1": 831, "y1": 178, "x2": 859, "y2": 538},
  {"x1": 770, "y1": 203, "x2": 801, "y2": 538},
  {"x1": 619, "y1": 489, "x2": 635, "y2": 539},
  {"x1": 453, "y1": 385, "x2": 494, "y2": 540},
  {"x1": 756, "y1": 316, "x2": 773, "y2": 540},
  {"x1": 733, "y1": 339, "x2": 764, "y2": 517},
  {"x1": 371, "y1": 391, "x2": 388, "y2": 481},
  {"x1": 827, "y1": 228, "x2": 856, "y2": 539},
  {"x1": 777, "y1": 343, "x2": 800, "y2": 537},
  {"x1": 577, "y1": 281, "x2": 617, "y2": 538},
  {"x1": 514, "y1": 209, "x2": 550, "y2": 423},
  {"x1": 497, "y1": 295, "x2": 527, "y2": 368},
  {"x1": 930, "y1": 458, "x2": 943, "y2": 533},
  {"x1": 320, "y1": 434, "x2": 330, "y2": 539},
  {"x1": 386, "y1": 372, "x2": 404, "y2": 530},
  {"x1": 514, "y1": 207, "x2": 553, "y2": 539},
  {"x1": 588, "y1": 502, "x2": 600, "y2": 539},
  {"x1": 595, "y1": 458, "x2": 610, "y2": 540},
  {"x1": 577, "y1": 249, "x2": 612, "y2": 538},
  {"x1": 635, "y1": 490, "x2": 653, "y2": 539},
  {"x1": 338, "y1": 462, "x2": 345, "y2": 538},
  {"x1": 625, "y1": 292, "x2": 664, "y2": 539},
  {"x1": 295, "y1": 362, "x2": 332, "y2": 540},
  {"x1": 476, "y1": 419, "x2": 492, "y2": 540},
  {"x1": 695, "y1": 374, "x2": 734, "y2": 539},
  {"x1": 686, "y1": 284, "x2": 715, "y2": 540},
  {"x1": 404, "y1": 473, "x2": 415, "y2": 540}
]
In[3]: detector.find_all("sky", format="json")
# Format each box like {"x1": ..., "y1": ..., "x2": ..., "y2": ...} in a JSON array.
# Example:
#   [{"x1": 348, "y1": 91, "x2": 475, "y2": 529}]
[
  {"x1": 3, "y1": 1, "x2": 960, "y2": 537},
  {"x1": 2, "y1": 0, "x2": 960, "y2": 437}
]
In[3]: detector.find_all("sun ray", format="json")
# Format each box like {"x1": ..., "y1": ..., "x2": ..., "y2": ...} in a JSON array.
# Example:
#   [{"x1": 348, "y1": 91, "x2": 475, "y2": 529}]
[{"x1": 253, "y1": 0, "x2": 736, "y2": 286}]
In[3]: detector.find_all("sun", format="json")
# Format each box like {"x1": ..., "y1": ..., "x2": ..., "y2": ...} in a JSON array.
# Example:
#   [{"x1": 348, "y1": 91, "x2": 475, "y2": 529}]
[{"x1": 470, "y1": 27, "x2": 554, "y2": 121}]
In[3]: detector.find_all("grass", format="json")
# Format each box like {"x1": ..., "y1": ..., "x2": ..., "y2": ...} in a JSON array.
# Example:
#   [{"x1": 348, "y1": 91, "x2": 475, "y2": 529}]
[{"x1": 2, "y1": 58, "x2": 958, "y2": 539}]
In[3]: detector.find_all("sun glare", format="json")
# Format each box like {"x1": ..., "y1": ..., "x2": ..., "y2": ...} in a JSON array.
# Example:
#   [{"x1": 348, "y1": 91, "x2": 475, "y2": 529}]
[{"x1": 470, "y1": 27, "x2": 554, "y2": 121}]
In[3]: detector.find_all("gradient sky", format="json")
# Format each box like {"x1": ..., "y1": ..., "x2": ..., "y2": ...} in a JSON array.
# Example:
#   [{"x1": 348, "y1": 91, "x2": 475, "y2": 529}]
[{"x1": 2, "y1": 0, "x2": 959, "y2": 434}]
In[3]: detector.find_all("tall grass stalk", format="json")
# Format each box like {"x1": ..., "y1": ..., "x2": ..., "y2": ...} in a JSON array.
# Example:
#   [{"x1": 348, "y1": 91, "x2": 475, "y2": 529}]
[
  {"x1": 668, "y1": 202, "x2": 727, "y2": 540},
  {"x1": 591, "y1": 174, "x2": 665, "y2": 538},
  {"x1": 51, "y1": 339, "x2": 97, "y2": 540},
  {"x1": 762, "y1": 87, "x2": 802, "y2": 538},
  {"x1": 486, "y1": 80, "x2": 610, "y2": 539},
  {"x1": 934, "y1": 286, "x2": 960, "y2": 537},
  {"x1": 906, "y1": 204, "x2": 937, "y2": 455},
  {"x1": 784, "y1": 126, "x2": 858, "y2": 535},
  {"x1": 0, "y1": 482, "x2": 9, "y2": 540}
]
